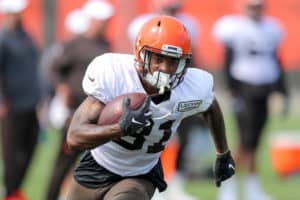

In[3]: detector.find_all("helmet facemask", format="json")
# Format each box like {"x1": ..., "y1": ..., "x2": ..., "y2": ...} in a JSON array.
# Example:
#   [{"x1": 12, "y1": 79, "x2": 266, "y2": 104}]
[{"x1": 138, "y1": 45, "x2": 191, "y2": 94}]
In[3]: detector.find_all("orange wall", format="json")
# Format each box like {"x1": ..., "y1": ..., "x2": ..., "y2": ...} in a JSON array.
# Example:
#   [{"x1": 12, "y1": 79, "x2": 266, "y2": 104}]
[
  {"x1": 118, "y1": 0, "x2": 300, "y2": 70},
  {"x1": 1, "y1": 0, "x2": 299, "y2": 70}
]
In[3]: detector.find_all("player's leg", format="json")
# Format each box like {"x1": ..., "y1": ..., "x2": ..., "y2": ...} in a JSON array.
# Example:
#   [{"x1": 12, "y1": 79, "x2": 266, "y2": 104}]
[
  {"x1": 1, "y1": 113, "x2": 19, "y2": 196},
  {"x1": 175, "y1": 116, "x2": 191, "y2": 173},
  {"x1": 103, "y1": 178, "x2": 155, "y2": 200},
  {"x1": 46, "y1": 141, "x2": 80, "y2": 200},
  {"x1": 47, "y1": 120, "x2": 81, "y2": 200},
  {"x1": 68, "y1": 149, "x2": 166, "y2": 199},
  {"x1": 217, "y1": 91, "x2": 249, "y2": 200},
  {"x1": 243, "y1": 95, "x2": 272, "y2": 200},
  {"x1": 66, "y1": 151, "x2": 123, "y2": 200},
  {"x1": 66, "y1": 177, "x2": 109, "y2": 200},
  {"x1": 1, "y1": 111, "x2": 39, "y2": 197},
  {"x1": 235, "y1": 94, "x2": 256, "y2": 170}
]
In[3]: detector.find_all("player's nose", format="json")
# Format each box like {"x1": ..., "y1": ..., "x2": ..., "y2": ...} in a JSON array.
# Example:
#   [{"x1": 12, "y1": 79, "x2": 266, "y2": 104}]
[{"x1": 158, "y1": 60, "x2": 177, "y2": 74}]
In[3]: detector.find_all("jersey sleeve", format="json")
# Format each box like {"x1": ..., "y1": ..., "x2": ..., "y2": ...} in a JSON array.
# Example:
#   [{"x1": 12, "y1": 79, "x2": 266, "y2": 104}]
[
  {"x1": 178, "y1": 68, "x2": 215, "y2": 114},
  {"x1": 199, "y1": 72, "x2": 214, "y2": 112},
  {"x1": 82, "y1": 54, "x2": 115, "y2": 103},
  {"x1": 212, "y1": 15, "x2": 237, "y2": 46},
  {"x1": 266, "y1": 17, "x2": 285, "y2": 47}
]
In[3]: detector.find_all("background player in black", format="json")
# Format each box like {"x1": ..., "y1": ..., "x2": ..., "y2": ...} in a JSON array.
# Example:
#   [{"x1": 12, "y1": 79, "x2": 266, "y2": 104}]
[
  {"x1": 213, "y1": 0, "x2": 289, "y2": 200},
  {"x1": 45, "y1": 1, "x2": 114, "y2": 199}
]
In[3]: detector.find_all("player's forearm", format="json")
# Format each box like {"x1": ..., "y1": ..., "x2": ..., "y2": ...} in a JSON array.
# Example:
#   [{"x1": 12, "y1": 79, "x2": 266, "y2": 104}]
[
  {"x1": 203, "y1": 98, "x2": 229, "y2": 154},
  {"x1": 67, "y1": 123, "x2": 122, "y2": 150}
]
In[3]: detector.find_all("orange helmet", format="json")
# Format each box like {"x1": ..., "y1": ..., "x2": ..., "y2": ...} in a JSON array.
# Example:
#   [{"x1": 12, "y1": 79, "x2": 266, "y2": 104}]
[
  {"x1": 135, "y1": 15, "x2": 191, "y2": 61},
  {"x1": 134, "y1": 15, "x2": 192, "y2": 92}
]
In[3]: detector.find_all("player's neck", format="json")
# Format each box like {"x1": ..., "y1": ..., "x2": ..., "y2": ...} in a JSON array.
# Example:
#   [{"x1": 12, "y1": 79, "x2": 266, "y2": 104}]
[{"x1": 138, "y1": 75, "x2": 171, "y2": 104}]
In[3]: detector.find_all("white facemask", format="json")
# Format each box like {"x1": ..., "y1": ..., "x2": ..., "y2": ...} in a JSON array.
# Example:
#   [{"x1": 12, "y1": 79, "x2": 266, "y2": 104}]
[{"x1": 145, "y1": 71, "x2": 171, "y2": 94}]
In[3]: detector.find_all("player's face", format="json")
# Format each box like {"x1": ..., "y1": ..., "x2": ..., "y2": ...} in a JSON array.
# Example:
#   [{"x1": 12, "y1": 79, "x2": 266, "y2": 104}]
[
  {"x1": 89, "y1": 18, "x2": 110, "y2": 38},
  {"x1": 4, "y1": 12, "x2": 22, "y2": 28},
  {"x1": 245, "y1": 3, "x2": 264, "y2": 20},
  {"x1": 149, "y1": 53, "x2": 180, "y2": 75}
]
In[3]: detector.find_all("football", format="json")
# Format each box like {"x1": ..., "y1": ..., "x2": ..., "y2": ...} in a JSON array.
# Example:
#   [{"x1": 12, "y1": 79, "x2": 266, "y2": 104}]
[{"x1": 97, "y1": 92, "x2": 147, "y2": 125}]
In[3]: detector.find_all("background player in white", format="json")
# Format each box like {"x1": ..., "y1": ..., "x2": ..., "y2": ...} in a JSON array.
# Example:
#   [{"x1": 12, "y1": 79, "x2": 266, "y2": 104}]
[
  {"x1": 44, "y1": 1, "x2": 115, "y2": 199},
  {"x1": 213, "y1": 0, "x2": 289, "y2": 200},
  {"x1": 66, "y1": 16, "x2": 235, "y2": 200}
]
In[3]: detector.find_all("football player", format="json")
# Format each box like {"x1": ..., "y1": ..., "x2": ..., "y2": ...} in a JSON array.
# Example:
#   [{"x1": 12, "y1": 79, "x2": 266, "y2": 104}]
[
  {"x1": 129, "y1": 2, "x2": 207, "y2": 199},
  {"x1": 213, "y1": 0, "x2": 289, "y2": 200},
  {"x1": 66, "y1": 16, "x2": 235, "y2": 200}
]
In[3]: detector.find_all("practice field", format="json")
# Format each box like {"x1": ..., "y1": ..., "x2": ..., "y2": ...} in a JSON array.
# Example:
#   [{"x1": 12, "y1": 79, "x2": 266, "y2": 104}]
[
  {"x1": 0, "y1": 111, "x2": 300, "y2": 200},
  {"x1": 186, "y1": 112, "x2": 300, "y2": 200}
]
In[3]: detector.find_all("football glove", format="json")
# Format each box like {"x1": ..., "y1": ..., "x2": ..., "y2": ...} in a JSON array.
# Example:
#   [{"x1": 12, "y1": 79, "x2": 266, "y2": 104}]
[
  {"x1": 214, "y1": 150, "x2": 235, "y2": 187},
  {"x1": 119, "y1": 96, "x2": 152, "y2": 136}
]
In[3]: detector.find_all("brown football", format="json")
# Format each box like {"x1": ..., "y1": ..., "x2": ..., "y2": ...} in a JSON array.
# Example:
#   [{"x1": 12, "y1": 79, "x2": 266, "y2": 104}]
[{"x1": 97, "y1": 92, "x2": 147, "y2": 125}]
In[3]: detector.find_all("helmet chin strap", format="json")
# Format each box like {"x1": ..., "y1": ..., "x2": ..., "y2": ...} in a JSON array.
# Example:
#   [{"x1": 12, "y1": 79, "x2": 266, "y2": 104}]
[
  {"x1": 141, "y1": 51, "x2": 172, "y2": 94},
  {"x1": 138, "y1": 49, "x2": 187, "y2": 94},
  {"x1": 145, "y1": 71, "x2": 171, "y2": 94}
]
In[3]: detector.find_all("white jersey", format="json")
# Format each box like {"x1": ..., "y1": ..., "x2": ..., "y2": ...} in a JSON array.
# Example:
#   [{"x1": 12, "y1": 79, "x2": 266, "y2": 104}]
[
  {"x1": 82, "y1": 53, "x2": 214, "y2": 176},
  {"x1": 213, "y1": 15, "x2": 284, "y2": 85}
]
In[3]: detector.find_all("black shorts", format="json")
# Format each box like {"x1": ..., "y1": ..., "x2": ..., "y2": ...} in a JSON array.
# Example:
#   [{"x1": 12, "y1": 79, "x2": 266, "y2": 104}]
[
  {"x1": 74, "y1": 151, "x2": 167, "y2": 192},
  {"x1": 232, "y1": 81, "x2": 272, "y2": 150}
]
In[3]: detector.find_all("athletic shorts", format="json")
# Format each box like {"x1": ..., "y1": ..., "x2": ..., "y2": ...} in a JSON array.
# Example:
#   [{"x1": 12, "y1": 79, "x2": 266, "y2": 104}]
[
  {"x1": 232, "y1": 81, "x2": 272, "y2": 150},
  {"x1": 74, "y1": 151, "x2": 167, "y2": 192}
]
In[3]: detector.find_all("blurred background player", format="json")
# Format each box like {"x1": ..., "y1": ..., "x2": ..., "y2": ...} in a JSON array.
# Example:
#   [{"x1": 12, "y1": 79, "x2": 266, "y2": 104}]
[
  {"x1": 45, "y1": 8, "x2": 89, "y2": 132},
  {"x1": 40, "y1": 9, "x2": 89, "y2": 135},
  {"x1": 213, "y1": 0, "x2": 289, "y2": 200},
  {"x1": 128, "y1": 1, "x2": 212, "y2": 200},
  {"x1": 43, "y1": 8, "x2": 89, "y2": 200},
  {"x1": 41, "y1": 7, "x2": 89, "y2": 100},
  {"x1": 0, "y1": 0, "x2": 42, "y2": 199},
  {"x1": 45, "y1": 0, "x2": 114, "y2": 199}
]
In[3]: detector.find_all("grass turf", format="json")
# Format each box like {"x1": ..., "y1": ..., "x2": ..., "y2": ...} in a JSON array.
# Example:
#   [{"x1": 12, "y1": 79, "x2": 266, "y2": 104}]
[{"x1": 0, "y1": 113, "x2": 300, "y2": 200}]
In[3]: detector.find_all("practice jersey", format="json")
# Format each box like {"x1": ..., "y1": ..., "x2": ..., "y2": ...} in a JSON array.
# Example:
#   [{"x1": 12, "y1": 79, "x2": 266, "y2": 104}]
[
  {"x1": 82, "y1": 53, "x2": 214, "y2": 176},
  {"x1": 213, "y1": 15, "x2": 284, "y2": 85}
]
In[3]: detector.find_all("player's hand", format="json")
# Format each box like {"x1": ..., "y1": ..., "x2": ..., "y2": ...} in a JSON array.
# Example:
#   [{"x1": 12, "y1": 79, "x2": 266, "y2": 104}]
[
  {"x1": 119, "y1": 96, "x2": 152, "y2": 136},
  {"x1": 214, "y1": 150, "x2": 235, "y2": 187}
]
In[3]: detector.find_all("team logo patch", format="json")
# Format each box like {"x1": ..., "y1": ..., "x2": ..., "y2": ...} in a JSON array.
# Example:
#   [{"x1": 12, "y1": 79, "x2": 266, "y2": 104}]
[{"x1": 177, "y1": 100, "x2": 202, "y2": 112}]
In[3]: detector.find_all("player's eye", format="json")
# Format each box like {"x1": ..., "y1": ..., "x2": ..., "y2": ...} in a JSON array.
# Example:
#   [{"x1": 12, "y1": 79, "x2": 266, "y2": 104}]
[
  {"x1": 152, "y1": 54, "x2": 179, "y2": 66},
  {"x1": 168, "y1": 57, "x2": 180, "y2": 66},
  {"x1": 152, "y1": 54, "x2": 164, "y2": 64}
]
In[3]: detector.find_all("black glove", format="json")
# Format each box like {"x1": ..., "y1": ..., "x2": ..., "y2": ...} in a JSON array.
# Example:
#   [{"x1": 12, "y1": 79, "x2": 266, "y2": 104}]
[
  {"x1": 118, "y1": 96, "x2": 152, "y2": 136},
  {"x1": 214, "y1": 150, "x2": 235, "y2": 187}
]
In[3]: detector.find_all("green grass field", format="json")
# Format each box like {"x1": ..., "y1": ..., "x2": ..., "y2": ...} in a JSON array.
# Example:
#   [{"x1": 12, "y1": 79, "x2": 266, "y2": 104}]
[
  {"x1": 1, "y1": 111, "x2": 300, "y2": 200},
  {"x1": 185, "y1": 112, "x2": 300, "y2": 200}
]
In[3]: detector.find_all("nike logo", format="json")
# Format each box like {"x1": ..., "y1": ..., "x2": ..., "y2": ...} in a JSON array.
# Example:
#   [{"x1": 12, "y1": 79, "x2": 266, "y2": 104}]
[
  {"x1": 228, "y1": 163, "x2": 235, "y2": 171},
  {"x1": 88, "y1": 74, "x2": 95, "y2": 82},
  {"x1": 132, "y1": 118, "x2": 143, "y2": 125},
  {"x1": 144, "y1": 120, "x2": 151, "y2": 127},
  {"x1": 131, "y1": 118, "x2": 151, "y2": 127}
]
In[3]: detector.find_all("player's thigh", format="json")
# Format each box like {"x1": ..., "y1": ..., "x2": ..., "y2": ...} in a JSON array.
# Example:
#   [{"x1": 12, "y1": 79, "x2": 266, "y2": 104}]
[
  {"x1": 66, "y1": 177, "x2": 109, "y2": 200},
  {"x1": 103, "y1": 178, "x2": 155, "y2": 200},
  {"x1": 238, "y1": 96, "x2": 268, "y2": 150}
]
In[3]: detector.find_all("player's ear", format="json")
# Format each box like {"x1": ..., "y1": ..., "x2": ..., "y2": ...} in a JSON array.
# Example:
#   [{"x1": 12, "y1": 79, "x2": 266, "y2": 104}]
[{"x1": 134, "y1": 60, "x2": 143, "y2": 72}]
